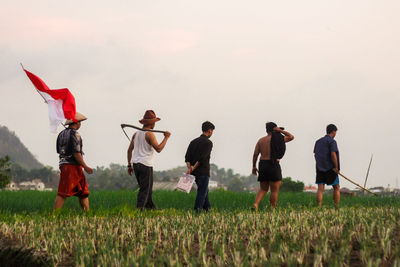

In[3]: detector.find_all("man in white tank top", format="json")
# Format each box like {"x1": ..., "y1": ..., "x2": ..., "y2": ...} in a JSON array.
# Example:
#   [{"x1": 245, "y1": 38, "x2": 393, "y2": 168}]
[{"x1": 127, "y1": 110, "x2": 171, "y2": 210}]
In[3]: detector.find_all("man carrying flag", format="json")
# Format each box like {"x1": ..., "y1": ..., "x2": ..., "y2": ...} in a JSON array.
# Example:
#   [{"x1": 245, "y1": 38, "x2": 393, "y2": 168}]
[
  {"x1": 54, "y1": 113, "x2": 93, "y2": 211},
  {"x1": 22, "y1": 66, "x2": 93, "y2": 210}
]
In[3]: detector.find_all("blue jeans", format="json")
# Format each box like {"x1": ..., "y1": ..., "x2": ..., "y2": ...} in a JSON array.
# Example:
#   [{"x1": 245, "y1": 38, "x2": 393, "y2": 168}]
[{"x1": 194, "y1": 175, "x2": 210, "y2": 212}]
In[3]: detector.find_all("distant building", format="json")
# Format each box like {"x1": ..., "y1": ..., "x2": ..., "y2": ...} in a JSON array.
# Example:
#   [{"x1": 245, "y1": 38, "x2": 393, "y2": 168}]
[
  {"x1": 5, "y1": 181, "x2": 19, "y2": 191},
  {"x1": 369, "y1": 187, "x2": 385, "y2": 194},
  {"x1": 33, "y1": 179, "x2": 45, "y2": 190},
  {"x1": 153, "y1": 182, "x2": 178, "y2": 191},
  {"x1": 209, "y1": 180, "x2": 219, "y2": 190},
  {"x1": 304, "y1": 185, "x2": 317, "y2": 193},
  {"x1": 340, "y1": 187, "x2": 356, "y2": 196},
  {"x1": 14, "y1": 180, "x2": 46, "y2": 191}
]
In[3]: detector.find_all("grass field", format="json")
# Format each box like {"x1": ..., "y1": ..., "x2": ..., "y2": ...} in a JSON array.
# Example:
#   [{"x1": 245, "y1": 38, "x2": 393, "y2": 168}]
[{"x1": 0, "y1": 190, "x2": 399, "y2": 266}]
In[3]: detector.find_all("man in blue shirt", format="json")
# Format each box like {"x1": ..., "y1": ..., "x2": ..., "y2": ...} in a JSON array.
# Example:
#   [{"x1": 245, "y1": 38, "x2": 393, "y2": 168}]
[{"x1": 313, "y1": 124, "x2": 340, "y2": 206}]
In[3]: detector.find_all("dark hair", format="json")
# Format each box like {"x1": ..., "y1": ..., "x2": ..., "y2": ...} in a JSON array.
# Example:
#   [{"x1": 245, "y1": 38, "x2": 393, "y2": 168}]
[
  {"x1": 326, "y1": 124, "x2": 338, "y2": 134},
  {"x1": 202, "y1": 121, "x2": 215, "y2": 132},
  {"x1": 266, "y1": 122, "x2": 277, "y2": 133},
  {"x1": 67, "y1": 122, "x2": 78, "y2": 127}
]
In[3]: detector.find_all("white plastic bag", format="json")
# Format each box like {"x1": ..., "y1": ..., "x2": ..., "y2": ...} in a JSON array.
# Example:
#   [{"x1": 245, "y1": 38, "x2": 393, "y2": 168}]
[{"x1": 176, "y1": 174, "x2": 195, "y2": 193}]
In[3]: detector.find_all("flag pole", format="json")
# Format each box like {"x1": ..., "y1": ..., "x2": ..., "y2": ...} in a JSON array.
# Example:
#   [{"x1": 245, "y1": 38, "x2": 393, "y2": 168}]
[{"x1": 20, "y1": 63, "x2": 48, "y2": 104}]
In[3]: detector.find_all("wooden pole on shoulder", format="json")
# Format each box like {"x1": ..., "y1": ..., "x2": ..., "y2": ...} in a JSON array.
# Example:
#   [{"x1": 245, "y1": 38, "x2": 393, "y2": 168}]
[{"x1": 120, "y1": 124, "x2": 167, "y2": 142}]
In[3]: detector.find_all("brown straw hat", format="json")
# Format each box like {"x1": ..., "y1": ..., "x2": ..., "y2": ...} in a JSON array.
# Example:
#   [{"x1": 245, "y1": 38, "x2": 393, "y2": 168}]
[
  {"x1": 64, "y1": 112, "x2": 87, "y2": 125},
  {"x1": 139, "y1": 110, "x2": 161, "y2": 125}
]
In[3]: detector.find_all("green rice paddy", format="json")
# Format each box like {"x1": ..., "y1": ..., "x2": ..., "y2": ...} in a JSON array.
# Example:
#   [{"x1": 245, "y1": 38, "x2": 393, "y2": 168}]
[{"x1": 0, "y1": 190, "x2": 399, "y2": 266}]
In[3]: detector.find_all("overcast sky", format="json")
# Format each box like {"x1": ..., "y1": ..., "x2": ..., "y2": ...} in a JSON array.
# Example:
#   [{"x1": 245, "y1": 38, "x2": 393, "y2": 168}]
[{"x1": 1, "y1": 1, "x2": 399, "y2": 188}]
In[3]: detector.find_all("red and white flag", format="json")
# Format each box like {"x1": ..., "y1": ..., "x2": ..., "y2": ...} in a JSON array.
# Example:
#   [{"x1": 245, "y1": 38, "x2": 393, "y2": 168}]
[{"x1": 22, "y1": 68, "x2": 77, "y2": 132}]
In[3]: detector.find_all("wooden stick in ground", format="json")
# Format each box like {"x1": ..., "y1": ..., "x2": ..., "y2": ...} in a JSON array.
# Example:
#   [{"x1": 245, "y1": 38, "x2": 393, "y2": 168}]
[
  {"x1": 338, "y1": 172, "x2": 377, "y2": 196},
  {"x1": 363, "y1": 154, "x2": 373, "y2": 194}
]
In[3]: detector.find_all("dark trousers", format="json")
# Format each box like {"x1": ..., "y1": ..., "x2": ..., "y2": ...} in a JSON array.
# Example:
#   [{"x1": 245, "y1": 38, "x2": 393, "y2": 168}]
[
  {"x1": 133, "y1": 163, "x2": 155, "y2": 209},
  {"x1": 194, "y1": 175, "x2": 210, "y2": 212}
]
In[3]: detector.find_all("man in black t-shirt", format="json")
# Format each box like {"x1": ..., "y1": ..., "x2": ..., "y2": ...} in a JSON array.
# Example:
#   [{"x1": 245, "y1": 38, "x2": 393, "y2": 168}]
[
  {"x1": 54, "y1": 112, "x2": 93, "y2": 211},
  {"x1": 185, "y1": 121, "x2": 215, "y2": 212}
]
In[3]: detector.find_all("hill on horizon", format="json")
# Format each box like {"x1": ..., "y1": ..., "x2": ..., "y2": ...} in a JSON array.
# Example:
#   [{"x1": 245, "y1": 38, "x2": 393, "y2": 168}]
[{"x1": 0, "y1": 125, "x2": 43, "y2": 170}]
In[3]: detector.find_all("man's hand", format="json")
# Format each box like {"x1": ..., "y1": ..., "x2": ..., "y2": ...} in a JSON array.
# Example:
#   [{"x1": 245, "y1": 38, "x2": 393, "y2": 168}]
[
  {"x1": 128, "y1": 166, "x2": 134, "y2": 176},
  {"x1": 84, "y1": 166, "x2": 93, "y2": 174},
  {"x1": 252, "y1": 167, "x2": 258, "y2": 176},
  {"x1": 333, "y1": 168, "x2": 339, "y2": 174},
  {"x1": 74, "y1": 153, "x2": 93, "y2": 174},
  {"x1": 274, "y1": 127, "x2": 294, "y2": 142},
  {"x1": 147, "y1": 131, "x2": 171, "y2": 153},
  {"x1": 186, "y1": 166, "x2": 192, "y2": 175}
]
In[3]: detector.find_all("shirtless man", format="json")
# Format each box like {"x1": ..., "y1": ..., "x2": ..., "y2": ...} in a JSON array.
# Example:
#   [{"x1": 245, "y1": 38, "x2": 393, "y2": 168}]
[{"x1": 252, "y1": 122, "x2": 294, "y2": 210}]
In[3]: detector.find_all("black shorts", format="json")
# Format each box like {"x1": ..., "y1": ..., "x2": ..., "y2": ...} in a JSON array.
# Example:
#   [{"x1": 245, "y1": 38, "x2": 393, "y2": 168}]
[
  {"x1": 258, "y1": 160, "x2": 282, "y2": 182},
  {"x1": 316, "y1": 169, "x2": 338, "y2": 185}
]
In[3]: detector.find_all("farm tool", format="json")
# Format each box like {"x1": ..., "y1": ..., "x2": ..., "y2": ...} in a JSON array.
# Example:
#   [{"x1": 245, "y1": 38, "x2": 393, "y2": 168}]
[
  {"x1": 338, "y1": 172, "x2": 377, "y2": 196},
  {"x1": 120, "y1": 123, "x2": 167, "y2": 141}
]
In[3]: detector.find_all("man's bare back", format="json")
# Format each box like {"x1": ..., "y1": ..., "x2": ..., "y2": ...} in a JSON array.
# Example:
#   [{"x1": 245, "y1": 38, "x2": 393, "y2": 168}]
[
  {"x1": 252, "y1": 127, "x2": 294, "y2": 175},
  {"x1": 255, "y1": 135, "x2": 272, "y2": 160}
]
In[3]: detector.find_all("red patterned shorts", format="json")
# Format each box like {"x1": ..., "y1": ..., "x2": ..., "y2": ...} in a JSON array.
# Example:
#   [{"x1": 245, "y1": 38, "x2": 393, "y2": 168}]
[{"x1": 58, "y1": 164, "x2": 89, "y2": 198}]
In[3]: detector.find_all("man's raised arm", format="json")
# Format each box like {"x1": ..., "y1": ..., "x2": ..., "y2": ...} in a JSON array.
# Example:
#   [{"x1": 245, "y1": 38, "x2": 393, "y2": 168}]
[
  {"x1": 274, "y1": 127, "x2": 294, "y2": 143},
  {"x1": 146, "y1": 131, "x2": 171, "y2": 153}
]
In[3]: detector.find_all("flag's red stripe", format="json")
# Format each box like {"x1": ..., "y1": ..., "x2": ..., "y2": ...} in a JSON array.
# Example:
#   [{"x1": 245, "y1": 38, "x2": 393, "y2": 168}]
[{"x1": 24, "y1": 69, "x2": 77, "y2": 122}]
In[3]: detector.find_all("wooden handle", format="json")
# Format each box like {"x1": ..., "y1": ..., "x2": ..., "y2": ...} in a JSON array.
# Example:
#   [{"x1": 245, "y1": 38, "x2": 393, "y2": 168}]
[
  {"x1": 120, "y1": 124, "x2": 167, "y2": 134},
  {"x1": 338, "y1": 172, "x2": 377, "y2": 196}
]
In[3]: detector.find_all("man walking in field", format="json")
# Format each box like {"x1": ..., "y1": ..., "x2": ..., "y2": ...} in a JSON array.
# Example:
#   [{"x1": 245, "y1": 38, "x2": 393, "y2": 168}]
[
  {"x1": 314, "y1": 124, "x2": 340, "y2": 207},
  {"x1": 252, "y1": 122, "x2": 294, "y2": 210},
  {"x1": 54, "y1": 112, "x2": 93, "y2": 211},
  {"x1": 127, "y1": 110, "x2": 171, "y2": 210},
  {"x1": 185, "y1": 121, "x2": 215, "y2": 212}
]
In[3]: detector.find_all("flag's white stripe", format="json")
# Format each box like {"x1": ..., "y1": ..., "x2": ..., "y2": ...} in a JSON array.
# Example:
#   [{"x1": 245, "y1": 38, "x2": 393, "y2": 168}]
[
  {"x1": 40, "y1": 92, "x2": 65, "y2": 133},
  {"x1": 37, "y1": 91, "x2": 53, "y2": 102}
]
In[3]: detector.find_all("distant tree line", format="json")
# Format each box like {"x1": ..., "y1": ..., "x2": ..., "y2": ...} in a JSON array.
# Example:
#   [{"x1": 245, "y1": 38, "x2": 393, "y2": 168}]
[
  {"x1": 0, "y1": 156, "x2": 11, "y2": 189},
  {"x1": 5, "y1": 161, "x2": 304, "y2": 193},
  {"x1": 11, "y1": 163, "x2": 59, "y2": 188},
  {"x1": 280, "y1": 177, "x2": 305, "y2": 192},
  {"x1": 0, "y1": 125, "x2": 305, "y2": 191}
]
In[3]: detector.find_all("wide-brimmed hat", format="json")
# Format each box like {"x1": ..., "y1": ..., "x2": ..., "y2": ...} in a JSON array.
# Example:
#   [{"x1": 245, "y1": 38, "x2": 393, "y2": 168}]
[
  {"x1": 139, "y1": 110, "x2": 161, "y2": 125},
  {"x1": 64, "y1": 112, "x2": 87, "y2": 125}
]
